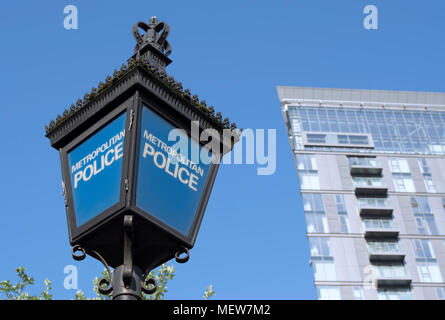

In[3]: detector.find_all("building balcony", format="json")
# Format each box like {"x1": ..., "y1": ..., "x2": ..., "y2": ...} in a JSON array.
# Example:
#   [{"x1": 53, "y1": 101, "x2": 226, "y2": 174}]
[
  {"x1": 369, "y1": 251, "x2": 406, "y2": 263},
  {"x1": 376, "y1": 277, "x2": 412, "y2": 287},
  {"x1": 353, "y1": 178, "x2": 388, "y2": 196},
  {"x1": 349, "y1": 157, "x2": 383, "y2": 176},
  {"x1": 350, "y1": 165, "x2": 383, "y2": 176},
  {"x1": 360, "y1": 206, "x2": 393, "y2": 217},
  {"x1": 374, "y1": 266, "x2": 412, "y2": 288},
  {"x1": 359, "y1": 199, "x2": 393, "y2": 217},
  {"x1": 363, "y1": 220, "x2": 399, "y2": 239},
  {"x1": 368, "y1": 241, "x2": 405, "y2": 263},
  {"x1": 365, "y1": 228, "x2": 399, "y2": 239}
]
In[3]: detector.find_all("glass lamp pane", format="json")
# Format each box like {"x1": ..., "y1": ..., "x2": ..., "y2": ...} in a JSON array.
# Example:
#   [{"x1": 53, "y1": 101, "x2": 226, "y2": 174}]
[
  {"x1": 135, "y1": 105, "x2": 212, "y2": 237},
  {"x1": 68, "y1": 112, "x2": 126, "y2": 226}
]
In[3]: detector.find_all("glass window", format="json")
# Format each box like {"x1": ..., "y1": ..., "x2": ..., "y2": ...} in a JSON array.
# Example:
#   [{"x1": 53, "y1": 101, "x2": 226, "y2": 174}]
[
  {"x1": 293, "y1": 135, "x2": 303, "y2": 150},
  {"x1": 411, "y1": 196, "x2": 431, "y2": 213},
  {"x1": 353, "y1": 177, "x2": 386, "y2": 187},
  {"x1": 348, "y1": 156, "x2": 379, "y2": 167},
  {"x1": 411, "y1": 197, "x2": 439, "y2": 235},
  {"x1": 359, "y1": 197, "x2": 390, "y2": 208},
  {"x1": 389, "y1": 158, "x2": 415, "y2": 192},
  {"x1": 304, "y1": 133, "x2": 371, "y2": 148},
  {"x1": 412, "y1": 239, "x2": 435, "y2": 260},
  {"x1": 338, "y1": 135, "x2": 348, "y2": 144},
  {"x1": 316, "y1": 286, "x2": 341, "y2": 300},
  {"x1": 390, "y1": 158, "x2": 411, "y2": 173},
  {"x1": 288, "y1": 107, "x2": 445, "y2": 155},
  {"x1": 313, "y1": 261, "x2": 336, "y2": 281},
  {"x1": 418, "y1": 158, "x2": 436, "y2": 193},
  {"x1": 349, "y1": 135, "x2": 369, "y2": 145},
  {"x1": 305, "y1": 213, "x2": 327, "y2": 233},
  {"x1": 378, "y1": 288, "x2": 411, "y2": 300},
  {"x1": 392, "y1": 173, "x2": 415, "y2": 192},
  {"x1": 310, "y1": 238, "x2": 336, "y2": 281},
  {"x1": 352, "y1": 287, "x2": 364, "y2": 300},
  {"x1": 338, "y1": 215, "x2": 349, "y2": 234},
  {"x1": 335, "y1": 195, "x2": 349, "y2": 233},
  {"x1": 300, "y1": 173, "x2": 320, "y2": 190},
  {"x1": 309, "y1": 237, "x2": 332, "y2": 257},
  {"x1": 415, "y1": 216, "x2": 438, "y2": 235},
  {"x1": 290, "y1": 119, "x2": 301, "y2": 134},
  {"x1": 296, "y1": 154, "x2": 317, "y2": 171},
  {"x1": 436, "y1": 288, "x2": 445, "y2": 300},
  {"x1": 336, "y1": 134, "x2": 369, "y2": 146},
  {"x1": 363, "y1": 218, "x2": 396, "y2": 230},
  {"x1": 412, "y1": 239, "x2": 443, "y2": 283},
  {"x1": 417, "y1": 262, "x2": 443, "y2": 283},
  {"x1": 424, "y1": 175, "x2": 436, "y2": 193},
  {"x1": 303, "y1": 194, "x2": 328, "y2": 233},
  {"x1": 418, "y1": 158, "x2": 430, "y2": 174},
  {"x1": 296, "y1": 155, "x2": 320, "y2": 190},
  {"x1": 307, "y1": 134, "x2": 327, "y2": 144},
  {"x1": 302, "y1": 193, "x2": 324, "y2": 211}
]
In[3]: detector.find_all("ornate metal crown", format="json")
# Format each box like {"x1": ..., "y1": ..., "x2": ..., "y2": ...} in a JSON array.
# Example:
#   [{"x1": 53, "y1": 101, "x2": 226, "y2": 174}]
[{"x1": 132, "y1": 16, "x2": 172, "y2": 57}]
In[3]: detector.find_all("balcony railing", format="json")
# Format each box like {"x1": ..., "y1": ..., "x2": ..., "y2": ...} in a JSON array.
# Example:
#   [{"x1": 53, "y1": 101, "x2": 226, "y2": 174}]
[
  {"x1": 359, "y1": 197, "x2": 393, "y2": 217},
  {"x1": 349, "y1": 157, "x2": 383, "y2": 176},
  {"x1": 368, "y1": 242, "x2": 405, "y2": 263},
  {"x1": 353, "y1": 177, "x2": 388, "y2": 196},
  {"x1": 363, "y1": 219, "x2": 399, "y2": 239},
  {"x1": 374, "y1": 265, "x2": 412, "y2": 287}
]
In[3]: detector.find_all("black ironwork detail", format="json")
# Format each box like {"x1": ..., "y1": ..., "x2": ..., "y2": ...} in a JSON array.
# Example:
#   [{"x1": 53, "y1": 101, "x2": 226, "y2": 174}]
[
  {"x1": 45, "y1": 60, "x2": 241, "y2": 139},
  {"x1": 175, "y1": 247, "x2": 190, "y2": 264},
  {"x1": 122, "y1": 215, "x2": 134, "y2": 288},
  {"x1": 132, "y1": 16, "x2": 171, "y2": 57},
  {"x1": 141, "y1": 277, "x2": 157, "y2": 295},
  {"x1": 72, "y1": 245, "x2": 86, "y2": 261},
  {"x1": 71, "y1": 244, "x2": 114, "y2": 295},
  {"x1": 45, "y1": 17, "x2": 241, "y2": 148},
  {"x1": 98, "y1": 277, "x2": 113, "y2": 295}
]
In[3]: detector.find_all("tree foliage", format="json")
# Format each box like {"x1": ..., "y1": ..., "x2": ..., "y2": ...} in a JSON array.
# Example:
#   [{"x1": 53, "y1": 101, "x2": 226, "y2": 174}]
[
  {"x1": 0, "y1": 267, "x2": 52, "y2": 300},
  {"x1": 0, "y1": 265, "x2": 214, "y2": 300},
  {"x1": 203, "y1": 285, "x2": 215, "y2": 300}
]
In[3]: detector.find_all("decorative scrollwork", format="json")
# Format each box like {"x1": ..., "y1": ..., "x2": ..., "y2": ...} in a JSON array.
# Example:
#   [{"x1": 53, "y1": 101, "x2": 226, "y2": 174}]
[
  {"x1": 98, "y1": 277, "x2": 113, "y2": 295},
  {"x1": 71, "y1": 245, "x2": 114, "y2": 295},
  {"x1": 175, "y1": 247, "x2": 190, "y2": 264},
  {"x1": 72, "y1": 245, "x2": 86, "y2": 261},
  {"x1": 141, "y1": 277, "x2": 157, "y2": 295}
]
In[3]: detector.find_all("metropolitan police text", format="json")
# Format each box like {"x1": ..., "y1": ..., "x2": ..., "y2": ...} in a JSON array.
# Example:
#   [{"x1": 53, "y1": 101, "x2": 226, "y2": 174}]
[
  {"x1": 141, "y1": 130, "x2": 204, "y2": 192},
  {"x1": 71, "y1": 130, "x2": 125, "y2": 188}
]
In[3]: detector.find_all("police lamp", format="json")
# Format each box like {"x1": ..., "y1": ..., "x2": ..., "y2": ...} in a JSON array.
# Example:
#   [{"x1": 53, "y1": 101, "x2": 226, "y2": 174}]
[{"x1": 45, "y1": 16, "x2": 239, "y2": 299}]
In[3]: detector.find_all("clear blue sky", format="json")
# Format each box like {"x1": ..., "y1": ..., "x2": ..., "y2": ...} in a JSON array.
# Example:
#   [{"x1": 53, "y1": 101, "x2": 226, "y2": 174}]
[{"x1": 0, "y1": 0, "x2": 444, "y2": 300}]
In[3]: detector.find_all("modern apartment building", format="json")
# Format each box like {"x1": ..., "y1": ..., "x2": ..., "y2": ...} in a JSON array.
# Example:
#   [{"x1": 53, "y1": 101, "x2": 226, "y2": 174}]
[{"x1": 277, "y1": 87, "x2": 445, "y2": 300}]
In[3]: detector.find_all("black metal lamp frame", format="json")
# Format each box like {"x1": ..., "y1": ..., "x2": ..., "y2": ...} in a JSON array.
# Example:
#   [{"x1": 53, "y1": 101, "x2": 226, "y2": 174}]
[
  {"x1": 72, "y1": 215, "x2": 190, "y2": 300},
  {"x1": 46, "y1": 16, "x2": 239, "y2": 300}
]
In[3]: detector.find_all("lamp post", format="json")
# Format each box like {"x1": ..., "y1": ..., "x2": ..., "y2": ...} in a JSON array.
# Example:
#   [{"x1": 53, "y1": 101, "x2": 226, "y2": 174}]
[{"x1": 45, "y1": 16, "x2": 240, "y2": 300}]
